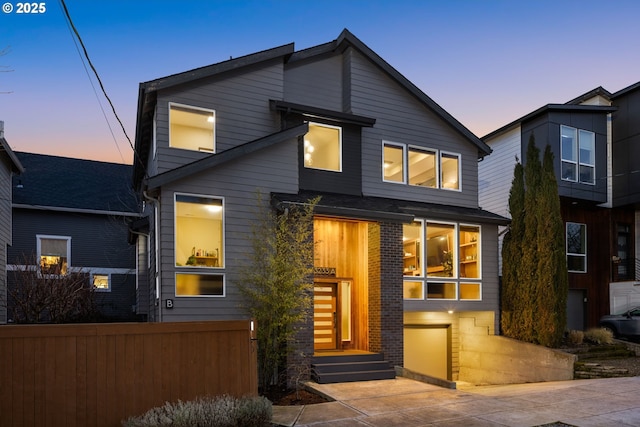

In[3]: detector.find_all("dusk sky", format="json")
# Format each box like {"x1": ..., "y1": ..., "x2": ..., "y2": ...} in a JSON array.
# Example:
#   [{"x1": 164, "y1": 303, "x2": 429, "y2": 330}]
[{"x1": 2, "y1": 0, "x2": 639, "y2": 164}]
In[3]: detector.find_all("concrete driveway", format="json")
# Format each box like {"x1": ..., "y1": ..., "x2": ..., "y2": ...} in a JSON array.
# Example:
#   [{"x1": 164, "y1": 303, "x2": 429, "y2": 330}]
[{"x1": 272, "y1": 376, "x2": 640, "y2": 426}]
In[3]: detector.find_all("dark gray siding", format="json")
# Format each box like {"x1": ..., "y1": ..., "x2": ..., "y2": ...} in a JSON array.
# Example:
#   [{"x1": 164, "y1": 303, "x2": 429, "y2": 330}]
[
  {"x1": 282, "y1": 114, "x2": 362, "y2": 196},
  {"x1": 522, "y1": 111, "x2": 608, "y2": 204},
  {"x1": 284, "y1": 55, "x2": 343, "y2": 111},
  {"x1": 612, "y1": 89, "x2": 640, "y2": 206},
  {"x1": 8, "y1": 208, "x2": 137, "y2": 321},
  {"x1": 155, "y1": 60, "x2": 285, "y2": 174},
  {"x1": 156, "y1": 138, "x2": 299, "y2": 322},
  {"x1": 348, "y1": 49, "x2": 480, "y2": 208}
]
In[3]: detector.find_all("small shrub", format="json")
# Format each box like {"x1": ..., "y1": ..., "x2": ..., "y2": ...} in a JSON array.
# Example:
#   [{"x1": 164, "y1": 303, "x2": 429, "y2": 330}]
[
  {"x1": 566, "y1": 330, "x2": 584, "y2": 346},
  {"x1": 122, "y1": 395, "x2": 272, "y2": 427},
  {"x1": 584, "y1": 328, "x2": 614, "y2": 345}
]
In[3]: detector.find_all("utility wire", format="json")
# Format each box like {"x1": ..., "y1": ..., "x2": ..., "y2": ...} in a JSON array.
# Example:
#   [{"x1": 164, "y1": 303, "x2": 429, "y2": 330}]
[
  {"x1": 58, "y1": 0, "x2": 147, "y2": 175},
  {"x1": 58, "y1": 2, "x2": 124, "y2": 163}
]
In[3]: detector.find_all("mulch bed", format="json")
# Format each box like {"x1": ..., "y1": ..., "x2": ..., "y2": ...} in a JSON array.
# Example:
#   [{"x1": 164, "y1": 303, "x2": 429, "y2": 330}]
[{"x1": 264, "y1": 388, "x2": 330, "y2": 406}]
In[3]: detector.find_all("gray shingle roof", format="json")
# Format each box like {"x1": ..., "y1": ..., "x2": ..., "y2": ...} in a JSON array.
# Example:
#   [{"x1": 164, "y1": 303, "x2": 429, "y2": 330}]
[{"x1": 12, "y1": 152, "x2": 138, "y2": 213}]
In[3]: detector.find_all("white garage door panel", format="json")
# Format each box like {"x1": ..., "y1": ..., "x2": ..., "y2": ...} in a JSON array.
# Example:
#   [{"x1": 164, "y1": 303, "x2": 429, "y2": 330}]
[{"x1": 404, "y1": 327, "x2": 448, "y2": 380}]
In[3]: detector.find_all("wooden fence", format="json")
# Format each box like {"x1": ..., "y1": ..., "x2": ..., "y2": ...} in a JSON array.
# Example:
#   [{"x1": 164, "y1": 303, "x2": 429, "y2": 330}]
[{"x1": 0, "y1": 320, "x2": 257, "y2": 427}]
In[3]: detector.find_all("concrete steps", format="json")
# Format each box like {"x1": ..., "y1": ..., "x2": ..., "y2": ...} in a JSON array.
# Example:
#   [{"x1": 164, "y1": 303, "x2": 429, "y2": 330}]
[{"x1": 311, "y1": 353, "x2": 395, "y2": 384}]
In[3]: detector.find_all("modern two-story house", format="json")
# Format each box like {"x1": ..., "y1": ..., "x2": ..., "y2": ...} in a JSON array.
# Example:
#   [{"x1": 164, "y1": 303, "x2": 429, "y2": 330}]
[
  {"x1": 132, "y1": 29, "x2": 508, "y2": 382},
  {"x1": 479, "y1": 83, "x2": 640, "y2": 331},
  {"x1": 7, "y1": 152, "x2": 141, "y2": 322},
  {"x1": 0, "y1": 122, "x2": 24, "y2": 324}
]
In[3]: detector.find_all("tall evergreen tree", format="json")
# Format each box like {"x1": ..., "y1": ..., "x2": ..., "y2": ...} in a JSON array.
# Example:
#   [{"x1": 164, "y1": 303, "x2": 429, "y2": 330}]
[
  {"x1": 501, "y1": 160, "x2": 525, "y2": 338},
  {"x1": 519, "y1": 134, "x2": 542, "y2": 343},
  {"x1": 501, "y1": 133, "x2": 568, "y2": 346},
  {"x1": 534, "y1": 145, "x2": 568, "y2": 346}
]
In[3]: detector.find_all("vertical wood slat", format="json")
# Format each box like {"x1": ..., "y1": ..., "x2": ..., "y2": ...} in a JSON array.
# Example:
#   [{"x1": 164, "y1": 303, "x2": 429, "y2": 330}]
[{"x1": 0, "y1": 320, "x2": 257, "y2": 427}]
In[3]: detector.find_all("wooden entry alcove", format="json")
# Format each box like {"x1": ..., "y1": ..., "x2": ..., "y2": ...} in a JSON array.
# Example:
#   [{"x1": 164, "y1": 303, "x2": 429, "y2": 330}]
[{"x1": 313, "y1": 217, "x2": 370, "y2": 352}]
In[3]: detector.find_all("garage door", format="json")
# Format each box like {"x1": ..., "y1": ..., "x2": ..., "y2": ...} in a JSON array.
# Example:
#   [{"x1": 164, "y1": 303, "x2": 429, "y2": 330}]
[{"x1": 404, "y1": 325, "x2": 450, "y2": 380}]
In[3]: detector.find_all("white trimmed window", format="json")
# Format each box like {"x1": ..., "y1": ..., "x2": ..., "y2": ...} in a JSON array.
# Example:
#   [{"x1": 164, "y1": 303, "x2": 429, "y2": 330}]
[
  {"x1": 304, "y1": 122, "x2": 342, "y2": 172},
  {"x1": 566, "y1": 222, "x2": 587, "y2": 273},
  {"x1": 169, "y1": 103, "x2": 215, "y2": 153},
  {"x1": 93, "y1": 274, "x2": 110, "y2": 291},
  {"x1": 383, "y1": 141, "x2": 459, "y2": 190},
  {"x1": 402, "y1": 221, "x2": 481, "y2": 301},
  {"x1": 175, "y1": 194, "x2": 225, "y2": 297},
  {"x1": 561, "y1": 125, "x2": 595, "y2": 185},
  {"x1": 37, "y1": 235, "x2": 71, "y2": 275}
]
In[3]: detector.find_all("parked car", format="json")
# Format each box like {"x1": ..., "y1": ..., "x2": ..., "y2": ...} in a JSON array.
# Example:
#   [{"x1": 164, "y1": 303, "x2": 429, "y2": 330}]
[{"x1": 599, "y1": 307, "x2": 640, "y2": 340}]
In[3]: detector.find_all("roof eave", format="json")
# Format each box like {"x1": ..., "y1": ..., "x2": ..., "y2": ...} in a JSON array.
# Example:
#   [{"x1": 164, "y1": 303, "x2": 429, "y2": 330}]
[
  {"x1": 146, "y1": 123, "x2": 309, "y2": 190},
  {"x1": 482, "y1": 104, "x2": 618, "y2": 141},
  {"x1": 334, "y1": 29, "x2": 491, "y2": 158}
]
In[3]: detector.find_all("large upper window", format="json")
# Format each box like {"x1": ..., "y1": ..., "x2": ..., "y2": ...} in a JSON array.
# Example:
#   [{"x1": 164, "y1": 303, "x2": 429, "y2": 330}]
[
  {"x1": 304, "y1": 122, "x2": 342, "y2": 171},
  {"x1": 37, "y1": 235, "x2": 71, "y2": 275},
  {"x1": 175, "y1": 194, "x2": 224, "y2": 268},
  {"x1": 169, "y1": 103, "x2": 215, "y2": 153},
  {"x1": 403, "y1": 221, "x2": 481, "y2": 301},
  {"x1": 561, "y1": 125, "x2": 595, "y2": 185},
  {"x1": 566, "y1": 222, "x2": 587, "y2": 273},
  {"x1": 175, "y1": 194, "x2": 225, "y2": 297},
  {"x1": 383, "y1": 142, "x2": 459, "y2": 190}
]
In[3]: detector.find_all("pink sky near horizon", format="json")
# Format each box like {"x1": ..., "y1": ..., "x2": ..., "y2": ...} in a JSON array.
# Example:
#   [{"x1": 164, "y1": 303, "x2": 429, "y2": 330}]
[{"x1": 2, "y1": 0, "x2": 639, "y2": 165}]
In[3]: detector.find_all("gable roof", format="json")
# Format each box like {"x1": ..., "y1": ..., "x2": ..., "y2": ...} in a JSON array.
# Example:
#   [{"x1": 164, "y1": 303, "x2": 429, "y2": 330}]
[
  {"x1": 565, "y1": 86, "x2": 612, "y2": 105},
  {"x1": 13, "y1": 152, "x2": 138, "y2": 215},
  {"x1": 482, "y1": 104, "x2": 617, "y2": 141},
  {"x1": 134, "y1": 29, "x2": 491, "y2": 190},
  {"x1": 611, "y1": 80, "x2": 640, "y2": 99}
]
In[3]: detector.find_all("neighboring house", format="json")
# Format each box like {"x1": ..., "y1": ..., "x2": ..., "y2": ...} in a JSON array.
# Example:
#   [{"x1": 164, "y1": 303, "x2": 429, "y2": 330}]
[
  {"x1": 0, "y1": 121, "x2": 24, "y2": 324},
  {"x1": 7, "y1": 152, "x2": 141, "y2": 322},
  {"x1": 479, "y1": 83, "x2": 640, "y2": 331},
  {"x1": 132, "y1": 29, "x2": 508, "y2": 382}
]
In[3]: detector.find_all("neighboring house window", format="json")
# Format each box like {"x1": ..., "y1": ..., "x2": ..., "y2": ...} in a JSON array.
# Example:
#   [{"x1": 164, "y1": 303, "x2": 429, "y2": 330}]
[
  {"x1": 93, "y1": 274, "x2": 110, "y2": 291},
  {"x1": 566, "y1": 222, "x2": 587, "y2": 273},
  {"x1": 561, "y1": 125, "x2": 595, "y2": 185},
  {"x1": 169, "y1": 103, "x2": 215, "y2": 153},
  {"x1": 304, "y1": 122, "x2": 342, "y2": 171},
  {"x1": 382, "y1": 141, "x2": 459, "y2": 190},
  {"x1": 37, "y1": 235, "x2": 71, "y2": 275},
  {"x1": 175, "y1": 194, "x2": 225, "y2": 297},
  {"x1": 403, "y1": 221, "x2": 481, "y2": 300}
]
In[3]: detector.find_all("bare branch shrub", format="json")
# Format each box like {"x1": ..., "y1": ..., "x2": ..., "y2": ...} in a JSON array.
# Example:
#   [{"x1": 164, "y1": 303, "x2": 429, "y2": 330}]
[{"x1": 5, "y1": 254, "x2": 99, "y2": 323}]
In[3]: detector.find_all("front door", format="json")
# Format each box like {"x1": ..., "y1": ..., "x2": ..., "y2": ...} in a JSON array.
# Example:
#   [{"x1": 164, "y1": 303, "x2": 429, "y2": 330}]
[{"x1": 314, "y1": 283, "x2": 338, "y2": 350}]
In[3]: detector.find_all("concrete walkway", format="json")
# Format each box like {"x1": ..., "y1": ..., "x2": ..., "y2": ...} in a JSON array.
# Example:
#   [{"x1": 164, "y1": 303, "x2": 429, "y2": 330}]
[{"x1": 272, "y1": 376, "x2": 640, "y2": 426}]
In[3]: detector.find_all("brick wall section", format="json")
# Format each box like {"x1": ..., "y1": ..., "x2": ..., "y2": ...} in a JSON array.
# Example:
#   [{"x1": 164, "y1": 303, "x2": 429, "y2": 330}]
[
  {"x1": 288, "y1": 302, "x2": 314, "y2": 387},
  {"x1": 379, "y1": 222, "x2": 404, "y2": 367},
  {"x1": 368, "y1": 221, "x2": 404, "y2": 367},
  {"x1": 368, "y1": 223, "x2": 381, "y2": 351}
]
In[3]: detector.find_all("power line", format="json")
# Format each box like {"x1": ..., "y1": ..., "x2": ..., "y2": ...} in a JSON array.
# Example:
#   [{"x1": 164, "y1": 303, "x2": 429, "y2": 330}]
[
  {"x1": 58, "y1": 2, "x2": 124, "y2": 163},
  {"x1": 58, "y1": 0, "x2": 147, "y2": 176}
]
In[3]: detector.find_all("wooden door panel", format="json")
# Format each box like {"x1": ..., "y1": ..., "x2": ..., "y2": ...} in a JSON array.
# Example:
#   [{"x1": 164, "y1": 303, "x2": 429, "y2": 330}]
[{"x1": 314, "y1": 285, "x2": 337, "y2": 350}]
